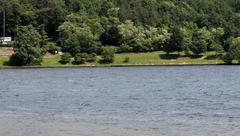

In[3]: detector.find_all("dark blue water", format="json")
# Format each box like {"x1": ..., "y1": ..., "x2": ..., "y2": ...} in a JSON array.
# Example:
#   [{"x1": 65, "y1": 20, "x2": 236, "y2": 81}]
[{"x1": 0, "y1": 66, "x2": 240, "y2": 135}]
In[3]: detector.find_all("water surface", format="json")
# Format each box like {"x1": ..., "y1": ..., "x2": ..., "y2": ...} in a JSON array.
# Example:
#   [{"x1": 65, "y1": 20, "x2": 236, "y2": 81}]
[{"x1": 0, "y1": 66, "x2": 240, "y2": 136}]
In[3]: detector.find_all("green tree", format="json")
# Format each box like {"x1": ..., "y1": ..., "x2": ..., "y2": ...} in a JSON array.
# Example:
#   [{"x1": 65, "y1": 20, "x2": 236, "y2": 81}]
[
  {"x1": 60, "y1": 53, "x2": 71, "y2": 64},
  {"x1": 100, "y1": 26, "x2": 122, "y2": 46},
  {"x1": 117, "y1": 21, "x2": 172, "y2": 52},
  {"x1": 88, "y1": 53, "x2": 97, "y2": 62},
  {"x1": 10, "y1": 25, "x2": 43, "y2": 66},
  {"x1": 101, "y1": 47, "x2": 114, "y2": 63},
  {"x1": 143, "y1": 26, "x2": 171, "y2": 51},
  {"x1": 209, "y1": 27, "x2": 225, "y2": 54},
  {"x1": 1, "y1": 0, "x2": 239, "y2": 62},
  {"x1": 44, "y1": 42, "x2": 60, "y2": 54},
  {"x1": 166, "y1": 27, "x2": 187, "y2": 55},
  {"x1": 179, "y1": 27, "x2": 194, "y2": 55},
  {"x1": 118, "y1": 20, "x2": 138, "y2": 45},
  {"x1": 223, "y1": 37, "x2": 240, "y2": 64},
  {"x1": 58, "y1": 12, "x2": 103, "y2": 55},
  {"x1": 191, "y1": 27, "x2": 211, "y2": 55},
  {"x1": 74, "y1": 53, "x2": 88, "y2": 64},
  {"x1": 36, "y1": 0, "x2": 68, "y2": 38},
  {"x1": 59, "y1": 23, "x2": 98, "y2": 55}
]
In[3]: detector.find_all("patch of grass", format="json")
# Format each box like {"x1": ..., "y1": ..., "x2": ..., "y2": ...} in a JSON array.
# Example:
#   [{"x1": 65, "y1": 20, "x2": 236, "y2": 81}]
[
  {"x1": 42, "y1": 55, "x2": 70, "y2": 67},
  {"x1": 123, "y1": 57, "x2": 130, "y2": 63},
  {"x1": 0, "y1": 51, "x2": 229, "y2": 68},
  {"x1": 0, "y1": 56, "x2": 10, "y2": 67},
  {"x1": 112, "y1": 51, "x2": 223, "y2": 65},
  {"x1": 0, "y1": 47, "x2": 12, "y2": 50}
]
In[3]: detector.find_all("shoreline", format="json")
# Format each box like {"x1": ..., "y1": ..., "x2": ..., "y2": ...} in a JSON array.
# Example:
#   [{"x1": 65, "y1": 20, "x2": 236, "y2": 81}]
[
  {"x1": 1, "y1": 51, "x2": 237, "y2": 69},
  {"x1": 0, "y1": 63, "x2": 238, "y2": 70}
]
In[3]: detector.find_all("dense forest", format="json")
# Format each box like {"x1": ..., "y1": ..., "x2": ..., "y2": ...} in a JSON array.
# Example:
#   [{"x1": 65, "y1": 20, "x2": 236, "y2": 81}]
[{"x1": 0, "y1": 0, "x2": 240, "y2": 65}]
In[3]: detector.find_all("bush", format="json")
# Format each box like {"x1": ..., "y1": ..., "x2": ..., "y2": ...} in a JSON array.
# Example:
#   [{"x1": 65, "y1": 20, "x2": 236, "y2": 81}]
[
  {"x1": 123, "y1": 57, "x2": 130, "y2": 63},
  {"x1": 222, "y1": 53, "x2": 234, "y2": 64},
  {"x1": 9, "y1": 54, "x2": 24, "y2": 66},
  {"x1": 222, "y1": 37, "x2": 240, "y2": 64},
  {"x1": 101, "y1": 47, "x2": 115, "y2": 63},
  {"x1": 118, "y1": 44, "x2": 133, "y2": 53},
  {"x1": 10, "y1": 47, "x2": 43, "y2": 66},
  {"x1": 60, "y1": 53, "x2": 72, "y2": 64},
  {"x1": 74, "y1": 53, "x2": 88, "y2": 64},
  {"x1": 45, "y1": 42, "x2": 60, "y2": 54},
  {"x1": 95, "y1": 46, "x2": 104, "y2": 55},
  {"x1": 88, "y1": 53, "x2": 97, "y2": 62}
]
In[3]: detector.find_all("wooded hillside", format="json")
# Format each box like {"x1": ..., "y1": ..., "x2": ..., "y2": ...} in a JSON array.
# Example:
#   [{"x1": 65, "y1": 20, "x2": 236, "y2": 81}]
[{"x1": 0, "y1": 0, "x2": 239, "y2": 65}]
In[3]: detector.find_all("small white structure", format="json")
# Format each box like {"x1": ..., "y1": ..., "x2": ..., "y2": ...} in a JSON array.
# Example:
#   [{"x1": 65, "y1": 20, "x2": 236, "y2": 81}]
[{"x1": 0, "y1": 37, "x2": 12, "y2": 45}]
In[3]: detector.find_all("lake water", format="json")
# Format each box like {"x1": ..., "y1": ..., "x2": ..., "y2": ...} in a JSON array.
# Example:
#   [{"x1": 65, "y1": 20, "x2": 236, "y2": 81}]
[{"x1": 0, "y1": 66, "x2": 240, "y2": 136}]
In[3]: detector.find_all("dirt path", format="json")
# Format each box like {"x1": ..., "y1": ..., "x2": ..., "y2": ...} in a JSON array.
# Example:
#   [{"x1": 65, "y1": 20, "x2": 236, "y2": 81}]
[{"x1": 0, "y1": 47, "x2": 14, "y2": 56}]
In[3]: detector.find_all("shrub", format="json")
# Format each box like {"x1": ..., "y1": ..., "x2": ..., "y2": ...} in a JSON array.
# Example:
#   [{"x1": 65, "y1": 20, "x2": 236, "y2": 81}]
[
  {"x1": 45, "y1": 42, "x2": 60, "y2": 54},
  {"x1": 74, "y1": 53, "x2": 88, "y2": 64},
  {"x1": 60, "y1": 53, "x2": 72, "y2": 64},
  {"x1": 88, "y1": 53, "x2": 97, "y2": 62},
  {"x1": 101, "y1": 47, "x2": 115, "y2": 63},
  {"x1": 94, "y1": 45, "x2": 104, "y2": 55},
  {"x1": 118, "y1": 44, "x2": 133, "y2": 53},
  {"x1": 9, "y1": 54, "x2": 24, "y2": 66},
  {"x1": 222, "y1": 37, "x2": 240, "y2": 64},
  {"x1": 123, "y1": 57, "x2": 130, "y2": 63},
  {"x1": 222, "y1": 53, "x2": 234, "y2": 64}
]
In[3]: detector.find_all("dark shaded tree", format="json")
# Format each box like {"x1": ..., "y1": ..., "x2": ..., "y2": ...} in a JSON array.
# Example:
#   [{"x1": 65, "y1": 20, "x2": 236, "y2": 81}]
[{"x1": 10, "y1": 25, "x2": 43, "y2": 66}]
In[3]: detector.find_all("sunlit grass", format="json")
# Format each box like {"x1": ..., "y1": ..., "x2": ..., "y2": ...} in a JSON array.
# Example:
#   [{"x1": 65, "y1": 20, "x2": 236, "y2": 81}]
[
  {"x1": 112, "y1": 51, "x2": 224, "y2": 65},
  {"x1": 0, "y1": 51, "x2": 228, "y2": 68},
  {"x1": 0, "y1": 56, "x2": 10, "y2": 68}
]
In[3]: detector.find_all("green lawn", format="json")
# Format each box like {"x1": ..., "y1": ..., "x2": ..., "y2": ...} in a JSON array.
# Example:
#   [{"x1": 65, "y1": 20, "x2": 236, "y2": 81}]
[
  {"x1": 0, "y1": 47, "x2": 4, "y2": 51},
  {"x1": 0, "y1": 51, "x2": 226, "y2": 68},
  {"x1": 112, "y1": 51, "x2": 224, "y2": 65},
  {"x1": 0, "y1": 56, "x2": 10, "y2": 68}
]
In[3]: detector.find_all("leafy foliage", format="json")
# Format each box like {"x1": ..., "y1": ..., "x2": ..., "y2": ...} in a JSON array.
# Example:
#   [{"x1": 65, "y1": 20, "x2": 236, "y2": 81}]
[
  {"x1": 44, "y1": 42, "x2": 60, "y2": 54},
  {"x1": 223, "y1": 37, "x2": 240, "y2": 64},
  {"x1": 0, "y1": 0, "x2": 240, "y2": 65},
  {"x1": 10, "y1": 25, "x2": 43, "y2": 66},
  {"x1": 191, "y1": 28, "x2": 211, "y2": 55},
  {"x1": 60, "y1": 53, "x2": 71, "y2": 64},
  {"x1": 88, "y1": 53, "x2": 97, "y2": 62},
  {"x1": 74, "y1": 53, "x2": 88, "y2": 64},
  {"x1": 101, "y1": 47, "x2": 115, "y2": 63}
]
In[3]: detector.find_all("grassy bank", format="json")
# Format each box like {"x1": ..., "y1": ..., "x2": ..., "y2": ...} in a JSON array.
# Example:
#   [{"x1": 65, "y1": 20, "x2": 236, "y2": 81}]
[{"x1": 0, "y1": 51, "x2": 227, "y2": 68}]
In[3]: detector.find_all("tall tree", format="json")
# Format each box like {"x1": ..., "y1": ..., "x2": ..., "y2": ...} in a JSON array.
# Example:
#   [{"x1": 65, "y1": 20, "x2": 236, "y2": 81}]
[{"x1": 10, "y1": 25, "x2": 43, "y2": 66}]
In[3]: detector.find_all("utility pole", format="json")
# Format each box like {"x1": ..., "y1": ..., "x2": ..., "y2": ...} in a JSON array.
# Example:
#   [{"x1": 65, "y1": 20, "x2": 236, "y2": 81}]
[{"x1": 3, "y1": 8, "x2": 5, "y2": 38}]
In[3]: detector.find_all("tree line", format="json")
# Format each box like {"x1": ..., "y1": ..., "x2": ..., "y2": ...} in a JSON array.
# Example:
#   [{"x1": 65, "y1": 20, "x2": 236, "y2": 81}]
[{"x1": 0, "y1": 0, "x2": 239, "y2": 65}]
